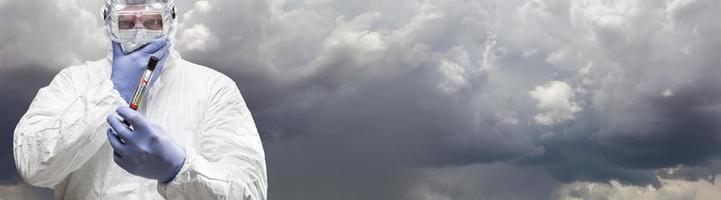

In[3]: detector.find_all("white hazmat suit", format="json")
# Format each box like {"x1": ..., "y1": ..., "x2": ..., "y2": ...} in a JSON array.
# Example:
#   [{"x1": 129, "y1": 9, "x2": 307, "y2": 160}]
[{"x1": 13, "y1": 44, "x2": 268, "y2": 199}]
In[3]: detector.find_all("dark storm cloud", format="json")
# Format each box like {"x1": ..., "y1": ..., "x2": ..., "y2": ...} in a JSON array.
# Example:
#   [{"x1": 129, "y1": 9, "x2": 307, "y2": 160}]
[
  {"x1": 0, "y1": 67, "x2": 57, "y2": 199},
  {"x1": 597, "y1": 77, "x2": 721, "y2": 169},
  {"x1": 516, "y1": 67, "x2": 721, "y2": 186},
  {"x1": 3, "y1": 0, "x2": 721, "y2": 199},
  {"x1": 0, "y1": 67, "x2": 57, "y2": 184}
]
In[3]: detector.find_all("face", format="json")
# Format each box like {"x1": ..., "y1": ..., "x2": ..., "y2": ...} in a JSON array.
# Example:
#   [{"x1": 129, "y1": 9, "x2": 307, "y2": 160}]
[{"x1": 117, "y1": 6, "x2": 164, "y2": 31}]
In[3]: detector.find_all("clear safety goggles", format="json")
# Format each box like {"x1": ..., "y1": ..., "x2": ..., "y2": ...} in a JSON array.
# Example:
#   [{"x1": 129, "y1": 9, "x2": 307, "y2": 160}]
[
  {"x1": 117, "y1": 10, "x2": 164, "y2": 30},
  {"x1": 104, "y1": 6, "x2": 175, "y2": 43}
]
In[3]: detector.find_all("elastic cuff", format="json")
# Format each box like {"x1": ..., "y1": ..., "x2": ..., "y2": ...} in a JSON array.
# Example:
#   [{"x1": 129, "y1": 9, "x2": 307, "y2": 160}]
[
  {"x1": 157, "y1": 150, "x2": 194, "y2": 198},
  {"x1": 162, "y1": 156, "x2": 186, "y2": 183}
]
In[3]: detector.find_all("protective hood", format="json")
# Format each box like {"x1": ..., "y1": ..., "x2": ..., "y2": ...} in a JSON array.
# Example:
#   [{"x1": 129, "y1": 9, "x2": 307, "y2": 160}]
[{"x1": 102, "y1": 0, "x2": 177, "y2": 54}]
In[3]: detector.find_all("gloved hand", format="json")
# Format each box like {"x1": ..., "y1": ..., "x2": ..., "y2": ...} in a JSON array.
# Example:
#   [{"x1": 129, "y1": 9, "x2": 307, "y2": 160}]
[
  {"x1": 107, "y1": 106, "x2": 185, "y2": 183},
  {"x1": 111, "y1": 39, "x2": 170, "y2": 103}
]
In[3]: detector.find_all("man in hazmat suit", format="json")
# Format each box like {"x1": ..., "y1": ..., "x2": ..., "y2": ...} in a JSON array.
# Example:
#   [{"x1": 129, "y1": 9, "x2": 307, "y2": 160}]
[{"x1": 12, "y1": 0, "x2": 268, "y2": 199}]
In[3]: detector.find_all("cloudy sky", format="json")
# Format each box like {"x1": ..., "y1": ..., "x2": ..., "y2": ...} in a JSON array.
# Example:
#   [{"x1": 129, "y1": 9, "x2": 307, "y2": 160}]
[{"x1": 2, "y1": 0, "x2": 721, "y2": 199}]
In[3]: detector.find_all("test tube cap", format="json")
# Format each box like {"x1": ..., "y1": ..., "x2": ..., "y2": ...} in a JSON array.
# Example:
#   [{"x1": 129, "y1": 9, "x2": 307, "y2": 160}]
[{"x1": 147, "y1": 56, "x2": 159, "y2": 71}]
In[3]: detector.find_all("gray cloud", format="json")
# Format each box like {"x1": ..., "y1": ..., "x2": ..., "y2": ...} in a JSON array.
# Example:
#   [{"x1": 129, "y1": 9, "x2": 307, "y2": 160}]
[
  {"x1": 0, "y1": 0, "x2": 107, "y2": 70},
  {"x1": 409, "y1": 163, "x2": 560, "y2": 200},
  {"x1": 2, "y1": 0, "x2": 721, "y2": 199}
]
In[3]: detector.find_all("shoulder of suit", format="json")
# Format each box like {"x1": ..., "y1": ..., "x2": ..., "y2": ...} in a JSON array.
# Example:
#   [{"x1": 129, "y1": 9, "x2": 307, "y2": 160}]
[
  {"x1": 177, "y1": 59, "x2": 237, "y2": 86},
  {"x1": 57, "y1": 58, "x2": 110, "y2": 79}
]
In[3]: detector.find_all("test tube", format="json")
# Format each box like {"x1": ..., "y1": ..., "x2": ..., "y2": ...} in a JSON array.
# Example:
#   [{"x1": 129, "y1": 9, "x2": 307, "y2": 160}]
[{"x1": 122, "y1": 56, "x2": 159, "y2": 126}]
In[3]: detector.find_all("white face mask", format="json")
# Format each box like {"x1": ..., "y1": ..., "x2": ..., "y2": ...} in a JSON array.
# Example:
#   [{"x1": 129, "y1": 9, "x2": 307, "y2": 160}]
[{"x1": 118, "y1": 29, "x2": 164, "y2": 54}]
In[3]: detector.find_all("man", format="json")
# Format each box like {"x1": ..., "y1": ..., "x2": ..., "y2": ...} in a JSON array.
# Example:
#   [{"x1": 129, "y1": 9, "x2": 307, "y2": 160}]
[{"x1": 13, "y1": 0, "x2": 268, "y2": 199}]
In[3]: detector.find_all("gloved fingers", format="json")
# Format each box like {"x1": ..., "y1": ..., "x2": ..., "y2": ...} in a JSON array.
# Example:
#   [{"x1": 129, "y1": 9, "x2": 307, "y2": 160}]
[
  {"x1": 116, "y1": 107, "x2": 151, "y2": 132},
  {"x1": 137, "y1": 38, "x2": 169, "y2": 55},
  {"x1": 107, "y1": 129, "x2": 128, "y2": 157},
  {"x1": 112, "y1": 151, "x2": 132, "y2": 173},
  {"x1": 107, "y1": 114, "x2": 133, "y2": 141},
  {"x1": 150, "y1": 44, "x2": 170, "y2": 62},
  {"x1": 111, "y1": 41, "x2": 124, "y2": 56}
]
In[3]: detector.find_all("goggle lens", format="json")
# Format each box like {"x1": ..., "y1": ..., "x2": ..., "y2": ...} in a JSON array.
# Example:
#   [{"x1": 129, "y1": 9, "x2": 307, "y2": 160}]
[{"x1": 118, "y1": 13, "x2": 163, "y2": 30}]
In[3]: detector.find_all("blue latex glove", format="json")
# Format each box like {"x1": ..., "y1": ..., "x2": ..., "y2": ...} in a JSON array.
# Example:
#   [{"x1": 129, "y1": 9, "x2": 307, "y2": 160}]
[
  {"x1": 111, "y1": 39, "x2": 170, "y2": 103},
  {"x1": 107, "y1": 106, "x2": 185, "y2": 183}
]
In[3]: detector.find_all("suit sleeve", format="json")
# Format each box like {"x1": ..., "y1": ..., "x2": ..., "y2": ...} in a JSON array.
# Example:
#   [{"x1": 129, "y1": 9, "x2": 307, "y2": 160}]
[
  {"x1": 13, "y1": 66, "x2": 125, "y2": 188},
  {"x1": 157, "y1": 75, "x2": 268, "y2": 200}
]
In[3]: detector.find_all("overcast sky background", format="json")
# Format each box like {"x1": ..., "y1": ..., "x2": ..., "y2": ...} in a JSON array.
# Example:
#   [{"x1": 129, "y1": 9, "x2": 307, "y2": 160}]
[{"x1": 2, "y1": 0, "x2": 721, "y2": 199}]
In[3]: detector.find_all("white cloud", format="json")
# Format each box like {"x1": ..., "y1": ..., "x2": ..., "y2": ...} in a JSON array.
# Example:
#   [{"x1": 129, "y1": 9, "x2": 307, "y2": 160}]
[
  {"x1": 530, "y1": 81, "x2": 581, "y2": 125},
  {"x1": 556, "y1": 177, "x2": 721, "y2": 200},
  {"x1": 177, "y1": 24, "x2": 216, "y2": 52},
  {"x1": 412, "y1": 165, "x2": 721, "y2": 200},
  {"x1": 663, "y1": 88, "x2": 675, "y2": 97},
  {"x1": 437, "y1": 47, "x2": 471, "y2": 93}
]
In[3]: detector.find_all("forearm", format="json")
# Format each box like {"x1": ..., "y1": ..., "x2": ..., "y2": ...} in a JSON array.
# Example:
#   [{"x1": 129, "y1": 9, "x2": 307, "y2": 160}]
[
  {"x1": 14, "y1": 73, "x2": 124, "y2": 187},
  {"x1": 157, "y1": 151, "x2": 268, "y2": 200}
]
